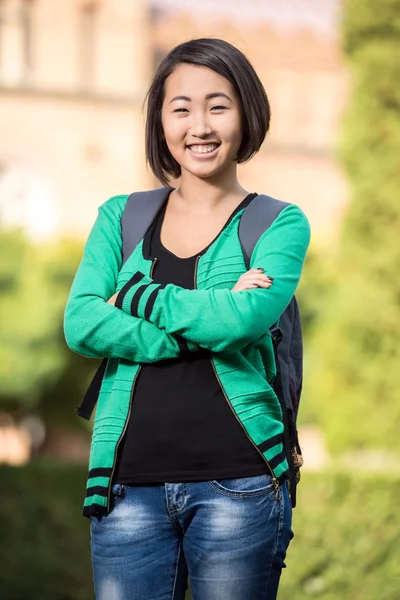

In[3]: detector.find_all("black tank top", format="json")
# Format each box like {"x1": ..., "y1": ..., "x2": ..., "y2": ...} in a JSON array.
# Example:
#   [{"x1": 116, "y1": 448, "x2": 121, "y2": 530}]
[{"x1": 113, "y1": 193, "x2": 268, "y2": 483}]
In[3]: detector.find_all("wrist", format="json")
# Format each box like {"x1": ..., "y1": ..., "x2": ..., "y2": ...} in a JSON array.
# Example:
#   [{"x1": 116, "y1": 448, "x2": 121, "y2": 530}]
[{"x1": 115, "y1": 271, "x2": 160, "y2": 320}]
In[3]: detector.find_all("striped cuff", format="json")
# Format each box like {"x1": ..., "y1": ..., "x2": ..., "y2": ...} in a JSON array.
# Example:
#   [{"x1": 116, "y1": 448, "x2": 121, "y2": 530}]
[
  {"x1": 115, "y1": 271, "x2": 162, "y2": 320},
  {"x1": 115, "y1": 272, "x2": 200, "y2": 354}
]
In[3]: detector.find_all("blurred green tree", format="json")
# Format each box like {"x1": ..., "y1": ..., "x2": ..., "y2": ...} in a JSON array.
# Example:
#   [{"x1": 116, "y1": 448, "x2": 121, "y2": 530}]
[
  {"x1": 306, "y1": 0, "x2": 400, "y2": 453},
  {"x1": 0, "y1": 229, "x2": 97, "y2": 430}
]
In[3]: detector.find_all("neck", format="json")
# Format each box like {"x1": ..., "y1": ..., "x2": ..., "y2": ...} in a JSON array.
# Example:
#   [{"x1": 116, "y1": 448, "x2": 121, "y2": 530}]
[{"x1": 174, "y1": 165, "x2": 248, "y2": 213}]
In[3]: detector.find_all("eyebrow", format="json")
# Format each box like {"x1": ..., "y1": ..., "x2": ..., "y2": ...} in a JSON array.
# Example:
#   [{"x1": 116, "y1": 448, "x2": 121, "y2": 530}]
[{"x1": 169, "y1": 92, "x2": 233, "y2": 104}]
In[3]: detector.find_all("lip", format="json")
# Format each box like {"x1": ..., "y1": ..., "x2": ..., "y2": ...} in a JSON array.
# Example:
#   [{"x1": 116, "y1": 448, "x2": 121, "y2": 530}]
[{"x1": 186, "y1": 143, "x2": 220, "y2": 160}]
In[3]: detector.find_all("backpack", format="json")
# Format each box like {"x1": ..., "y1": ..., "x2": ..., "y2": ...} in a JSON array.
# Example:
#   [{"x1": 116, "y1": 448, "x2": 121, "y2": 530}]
[{"x1": 76, "y1": 188, "x2": 304, "y2": 508}]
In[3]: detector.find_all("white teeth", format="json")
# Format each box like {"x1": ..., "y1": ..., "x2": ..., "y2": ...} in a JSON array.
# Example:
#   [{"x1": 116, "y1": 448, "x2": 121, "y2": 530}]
[{"x1": 189, "y1": 144, "x2": 218, "y2": 154}]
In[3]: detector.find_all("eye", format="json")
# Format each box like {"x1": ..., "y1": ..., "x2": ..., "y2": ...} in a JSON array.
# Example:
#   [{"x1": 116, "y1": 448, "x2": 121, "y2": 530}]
[
  {"x1": 173, "y1": 107, "x2": 189, "y2": 113},
  {"x1": 211, "y1": 105, "x2": 228, "y2": 111}
]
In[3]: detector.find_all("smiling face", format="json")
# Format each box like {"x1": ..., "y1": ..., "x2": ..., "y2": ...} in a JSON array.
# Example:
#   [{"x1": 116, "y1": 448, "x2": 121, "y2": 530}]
[{"x1": 161, "y1": 63, "x2": 243, "y2": 182}]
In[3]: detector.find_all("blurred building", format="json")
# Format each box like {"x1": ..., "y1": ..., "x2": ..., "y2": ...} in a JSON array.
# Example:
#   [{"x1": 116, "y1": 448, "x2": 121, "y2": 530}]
[
  {"x1": 0, "y1": 0, "x2": 152, "y2": 239},
  {"x1": 0, "y1": 0, "x2": 348, "y2": 243}
]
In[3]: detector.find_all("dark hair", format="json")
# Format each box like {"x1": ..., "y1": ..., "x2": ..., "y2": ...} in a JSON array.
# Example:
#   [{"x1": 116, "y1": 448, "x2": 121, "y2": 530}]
[{"x1": 145, "y1": 38, "x2": 271, "y2": 186}]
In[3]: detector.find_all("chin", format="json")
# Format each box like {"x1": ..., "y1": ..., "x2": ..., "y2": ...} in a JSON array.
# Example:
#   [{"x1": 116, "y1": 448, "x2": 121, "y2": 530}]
[
  {"x1": 184, "y1": 162, "x2": 226, "y2": 180},
  {"x1": 187, "y1": 169, "x2": 221, "y2": 181}
]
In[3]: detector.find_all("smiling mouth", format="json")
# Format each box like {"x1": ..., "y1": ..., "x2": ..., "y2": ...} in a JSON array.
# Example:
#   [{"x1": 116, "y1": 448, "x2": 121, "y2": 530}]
[{"x1": 187, "y1": 143, "x2": 220, "y2": 154}]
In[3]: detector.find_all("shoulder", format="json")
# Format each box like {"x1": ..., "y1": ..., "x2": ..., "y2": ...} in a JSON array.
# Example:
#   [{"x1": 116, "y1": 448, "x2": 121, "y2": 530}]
[
  {"x1": 277, "y1": 203, "x2": 311, "y2": 235},
  {"x1": 251, "y1": 195, "x2": 311, "y2": 239},
  {"x1": 99, "y1": 188, "x2": 172, "y2": 220},
  {"x1": 254, "y1": 201, "x2": 311, "y2": 251},
  {"x1": 248, "y1": 194, "x2": 310, "y2": 231},
  {"x1": 98, "y1": 194, "x2": 130, "y2": 221}
]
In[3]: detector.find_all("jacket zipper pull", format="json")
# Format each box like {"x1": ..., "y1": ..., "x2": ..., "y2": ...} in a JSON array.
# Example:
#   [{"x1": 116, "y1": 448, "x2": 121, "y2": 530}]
[
  {"x1": 272, "y1": 477, "x2": 280, "y2": 502},
  {"x1": 151, "y1": 257, "x2": 158, "y2": 277}
]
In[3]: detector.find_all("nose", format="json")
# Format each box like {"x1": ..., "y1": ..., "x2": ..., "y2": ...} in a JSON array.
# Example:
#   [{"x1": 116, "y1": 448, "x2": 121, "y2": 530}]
[{"x1": 189, "y1": 110, "x2": 213, "y2": 139}]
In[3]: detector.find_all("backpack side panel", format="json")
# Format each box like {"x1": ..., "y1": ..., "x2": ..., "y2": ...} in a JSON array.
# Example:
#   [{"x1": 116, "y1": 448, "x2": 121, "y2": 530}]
[
  {"x1": 288, "y1": 299, "x2": 303, "y2": 416},
  {"x1": 276, "y1": 298, "x2": 301, "y2": 413}
]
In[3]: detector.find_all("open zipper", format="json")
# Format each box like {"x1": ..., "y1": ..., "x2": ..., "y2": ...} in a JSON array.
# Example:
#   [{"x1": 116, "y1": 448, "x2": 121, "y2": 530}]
[
  {"x1": 193, "y1": 255, "x2": 280, "y2": 502},
  {"x1": 107, "y1": 257, "x2": 158, "y2": 512}
]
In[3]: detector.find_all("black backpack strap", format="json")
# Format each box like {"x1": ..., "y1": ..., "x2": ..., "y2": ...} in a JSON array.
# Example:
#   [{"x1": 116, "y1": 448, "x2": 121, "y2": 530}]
[
  {"x1": 238, "y1": 194, "x2": 289, "y2": 268},
  {"x1": 75, "y1": 358, "x2": 108, "y2": 420},
  {"x1": 121, "y1": 187, "x2": 174, "y2": 266}
]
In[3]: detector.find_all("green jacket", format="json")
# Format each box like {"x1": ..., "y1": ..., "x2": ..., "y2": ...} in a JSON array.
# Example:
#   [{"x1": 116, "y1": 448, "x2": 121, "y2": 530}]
[{"x1": 64, "y1": 193, "x2": 311, "y2": 518}]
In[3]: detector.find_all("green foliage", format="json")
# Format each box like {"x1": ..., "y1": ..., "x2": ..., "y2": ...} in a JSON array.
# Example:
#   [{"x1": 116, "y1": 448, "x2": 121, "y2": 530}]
[
  {"x1": 0, "y1": 462, "x2": 92, "y2": 600},
  {"x1": 0, "y1": 231, "x2": 98, "y2": 428},
  {"x1": 306, "y1": 0, "x2": 400, "y2": 453},
  {"x1": 295, "y1": 246, "x2": 338, "y2": 427},
  {"x1": 0, "y1": 229, "x2": 62, "y2": 406},
  {"x1": 1, "y1": 463, "x2": 399, "y2": 599},
  {"x1": 295, "y1": 246, "x2": 337, "y2": 340},
  {"x1": 280, "y1": 470, "x2": 400, "y2": 600}
]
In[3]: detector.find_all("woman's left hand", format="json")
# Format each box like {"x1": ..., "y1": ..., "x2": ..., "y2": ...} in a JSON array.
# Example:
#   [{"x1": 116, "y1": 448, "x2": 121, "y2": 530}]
[{"x1": 232, "y1": 269, "x2": 274, "y2": 292}]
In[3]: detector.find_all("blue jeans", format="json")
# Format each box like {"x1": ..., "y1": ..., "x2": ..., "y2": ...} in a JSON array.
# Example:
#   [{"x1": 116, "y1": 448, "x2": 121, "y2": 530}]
[{"x1": 90, "y1": 474, "x2": 294, "y2": 600}]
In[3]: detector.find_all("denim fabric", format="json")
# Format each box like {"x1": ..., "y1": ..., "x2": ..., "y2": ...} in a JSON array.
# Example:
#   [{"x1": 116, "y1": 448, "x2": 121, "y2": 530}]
[{"x1": 90, "y1": 474, "x2": 294, "y2": 600}]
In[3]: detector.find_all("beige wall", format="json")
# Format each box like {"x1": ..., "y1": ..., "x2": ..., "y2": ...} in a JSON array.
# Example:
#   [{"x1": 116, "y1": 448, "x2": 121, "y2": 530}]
[
  {"x1": 0, "y1": 0, "x2": 349, "y2": 243},
  {"x1": 0, "y1": 0, "x2": 152, "y2": 239},
  {"x1": 32, "y1": 0, "x2": 80, "y2": 90},
  {"x1": 0, "y1": 92, "x2": 149, "y2": 235}
]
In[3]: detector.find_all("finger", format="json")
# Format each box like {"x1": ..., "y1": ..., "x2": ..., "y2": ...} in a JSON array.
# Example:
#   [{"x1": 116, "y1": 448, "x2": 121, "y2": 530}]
[
  {"x1": 249, "y1": 280, "x2": 272, "y2": 288},
  {"x1": 240, "y1": 274, "x2": 273, "y2": 284},
  {"x1": 240, "y1": 272, "x2": 273, "y2": 281},
  {"x1": 238, "y1": 280, "x2": 272, "y2": 290}
]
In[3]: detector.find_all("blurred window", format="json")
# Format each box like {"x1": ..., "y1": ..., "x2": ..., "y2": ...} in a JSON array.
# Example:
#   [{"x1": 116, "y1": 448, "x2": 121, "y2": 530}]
[
  {"x1": 79, "y1": 2, "x2": 98, "y2": 92},
  {"x1": 152, "y1": 46, "x2": 165, "y2": 74},
  {"x1": 0, "y1": 0, "x2": 32, "y2": 86}
]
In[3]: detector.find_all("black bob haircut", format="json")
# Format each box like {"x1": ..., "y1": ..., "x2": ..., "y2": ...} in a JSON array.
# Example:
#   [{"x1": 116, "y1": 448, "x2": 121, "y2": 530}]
[{"x1": 145, "y1": 38, "x2": 271, "y2": 186}]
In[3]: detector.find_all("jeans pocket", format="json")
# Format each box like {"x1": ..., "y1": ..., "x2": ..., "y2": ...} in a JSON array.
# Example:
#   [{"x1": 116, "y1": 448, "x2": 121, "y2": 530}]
[{"x1": 208, "y1": 473, "x2": 274, "y2": 497}]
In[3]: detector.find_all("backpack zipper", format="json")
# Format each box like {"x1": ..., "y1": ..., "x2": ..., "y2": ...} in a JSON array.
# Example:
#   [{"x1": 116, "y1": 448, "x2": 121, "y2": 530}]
[
  {"x1": 193, "y1": 255, "x2": 280, "y2": 502},
  {"x1": 106, "y1": 257, "x2": 158, "y2": 512}
]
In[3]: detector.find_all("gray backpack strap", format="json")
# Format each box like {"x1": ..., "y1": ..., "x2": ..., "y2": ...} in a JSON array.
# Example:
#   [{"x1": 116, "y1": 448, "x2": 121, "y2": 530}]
[
  {"x1": 238, "y1": 194, "x2": 289, "y2": 268},
  {"x1": 121, "y1": 187, "x2": 174, "y2": 266}
]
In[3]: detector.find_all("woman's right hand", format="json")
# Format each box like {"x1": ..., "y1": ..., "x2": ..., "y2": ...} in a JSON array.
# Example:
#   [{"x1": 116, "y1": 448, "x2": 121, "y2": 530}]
[{"x1": 232, "y1": 269, "x2": 274, "y2": 292}]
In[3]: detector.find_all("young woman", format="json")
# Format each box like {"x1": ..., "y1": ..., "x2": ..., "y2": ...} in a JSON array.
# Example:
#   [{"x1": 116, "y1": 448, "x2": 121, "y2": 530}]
[{"x1": 64, "y1": 38, "x2": 310, "y2": 600}]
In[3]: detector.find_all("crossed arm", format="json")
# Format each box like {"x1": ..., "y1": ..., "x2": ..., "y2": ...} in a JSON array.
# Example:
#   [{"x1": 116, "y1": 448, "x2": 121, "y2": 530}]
[
  {"x1": 64, "y1": 198, "x2": 310, "y2": 360},
  {"x1": 64, "y1": 198, "x2": 197, "y2": 363},
  {"x1": 113, "y1": 204, "x2": 311, "y2": 353}
]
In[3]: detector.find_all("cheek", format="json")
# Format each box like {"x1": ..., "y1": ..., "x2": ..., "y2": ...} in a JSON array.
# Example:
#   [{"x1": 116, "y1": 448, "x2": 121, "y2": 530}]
[
  {"x1": 162, "y1": 114, "x2": 183, "y2": 146},
  {"x1": 222, "y1": 113, "x2": 243, "y2": 148},
  {"x1": 161, "y1": 123, "x2": 185, "y2": 165}
]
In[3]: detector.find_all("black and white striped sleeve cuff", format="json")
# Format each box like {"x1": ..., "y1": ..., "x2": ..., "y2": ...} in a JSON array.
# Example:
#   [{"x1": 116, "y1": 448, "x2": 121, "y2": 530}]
[
  {"x1": 114, "y1": 271, "x2": 163, "y2": 321},
  {"x1": 114, "y1": 271, "x2": 200, "y2": 354}
]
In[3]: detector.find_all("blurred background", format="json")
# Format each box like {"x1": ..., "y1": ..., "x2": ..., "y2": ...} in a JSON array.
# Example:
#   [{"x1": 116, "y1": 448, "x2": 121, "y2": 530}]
[{"x1": 0, "y1": 0, "x2": 399, "y2": 598}]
